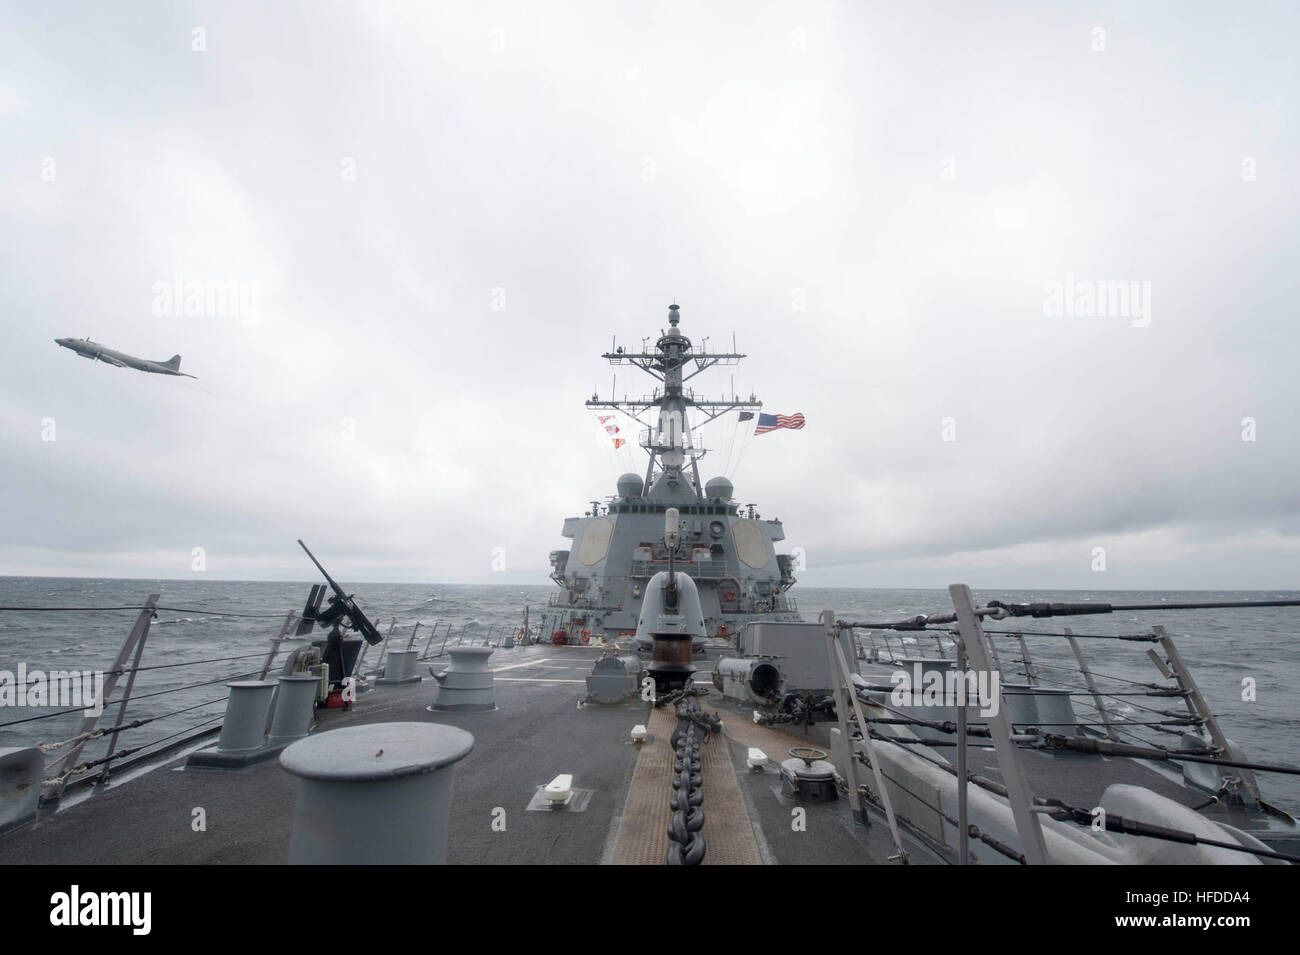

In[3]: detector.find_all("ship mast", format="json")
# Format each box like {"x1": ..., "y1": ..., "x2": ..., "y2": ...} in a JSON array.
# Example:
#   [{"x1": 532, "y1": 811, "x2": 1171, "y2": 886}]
[{"x1": 586, "y1": 304, "x2": 762, "y2": 499}]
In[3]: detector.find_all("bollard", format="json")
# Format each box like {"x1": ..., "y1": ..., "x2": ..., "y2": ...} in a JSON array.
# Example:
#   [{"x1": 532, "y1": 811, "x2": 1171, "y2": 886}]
[
  {"x1": 1001, "y1": 683, "x2": 1043, "y2": 731},
  {"x1": 375, "y1": 648, "x2": 421, "y2": 687},
  {"x1": 0, "y1": 747, "x2": 42, "y2": 835},
  {"x1": 267, "y1": 673, "x2": 321, "y2": 745},
  {"x1": 280, "y1": 721, "x2": 473, "y2": 864},
  {"x1": 1033, "y1": 688, "x2": 1079, "y2": 736},
  {"x1": 428, "y1": 646, "x2": 496, "y2": 712},
  {"x1": 217, "y1": 681, "x2": 278, "y2": 752},
  {"x1": 188, "y1": 680, "x2": 286, "y2": 769},
  {"x1": 1008, "y1": 685, "x2": 1077, "y2": 736}
]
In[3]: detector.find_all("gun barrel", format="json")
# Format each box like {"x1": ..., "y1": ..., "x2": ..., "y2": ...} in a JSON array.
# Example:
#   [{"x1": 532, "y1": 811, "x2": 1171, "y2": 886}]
[{"x1": 298, "y1": 539, "x2": 343, "y2": 594}]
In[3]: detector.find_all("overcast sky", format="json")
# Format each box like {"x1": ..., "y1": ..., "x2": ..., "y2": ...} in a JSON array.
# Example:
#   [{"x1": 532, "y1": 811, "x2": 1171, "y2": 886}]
[{"x1": 1, "y1": 1, "x2": 1297, "y2": 589}]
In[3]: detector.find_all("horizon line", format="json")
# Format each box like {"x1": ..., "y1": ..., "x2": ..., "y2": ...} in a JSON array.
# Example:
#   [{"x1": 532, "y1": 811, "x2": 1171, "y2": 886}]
[{"x1": 0, "y1": 573, "x2": 1294, "y2": 594}]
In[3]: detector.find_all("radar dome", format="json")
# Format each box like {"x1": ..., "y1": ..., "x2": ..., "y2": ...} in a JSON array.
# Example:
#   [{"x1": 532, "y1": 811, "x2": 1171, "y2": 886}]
[
  {"x1": 616, "y1": 473, "x2": 643, "y2": 498},
  {"x1": 704, "y1": 477, "x2": 734, "y2": 501}
]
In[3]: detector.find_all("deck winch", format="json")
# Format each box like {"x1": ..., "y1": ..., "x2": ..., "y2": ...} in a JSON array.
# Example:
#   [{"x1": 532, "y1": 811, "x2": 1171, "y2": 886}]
[{"x1": 716, "y1": 621, "x2": 853, "y2": 726}]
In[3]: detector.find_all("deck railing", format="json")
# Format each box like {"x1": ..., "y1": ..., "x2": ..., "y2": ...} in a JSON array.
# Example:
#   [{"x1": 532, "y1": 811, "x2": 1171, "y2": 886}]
[{"x1": 0, "y1": 597, "x2": 303, "y2": 805}]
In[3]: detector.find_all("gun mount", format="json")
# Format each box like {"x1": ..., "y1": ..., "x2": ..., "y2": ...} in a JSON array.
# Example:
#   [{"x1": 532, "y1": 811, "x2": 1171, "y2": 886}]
[{"x1": 297, "y1": 539, "x2": 385, "y2": 646}]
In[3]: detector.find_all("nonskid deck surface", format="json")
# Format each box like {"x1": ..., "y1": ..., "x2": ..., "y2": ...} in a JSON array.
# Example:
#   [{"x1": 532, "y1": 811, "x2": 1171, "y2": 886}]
[
  {"x1": 2, "y1": 644, "x2": 630, "y2": 864},
  {"x1": 1, "y1": 643, "x2": 908, "y2": 865},
  {"x1": 715, "y1": 701, "x2": 949, "y2": 864}
]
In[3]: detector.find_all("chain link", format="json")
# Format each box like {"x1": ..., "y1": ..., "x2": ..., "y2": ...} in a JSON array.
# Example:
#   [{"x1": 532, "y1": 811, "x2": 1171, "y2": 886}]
[{"x1": 665, "y1": 695, "x2": 720, "y2": 865}]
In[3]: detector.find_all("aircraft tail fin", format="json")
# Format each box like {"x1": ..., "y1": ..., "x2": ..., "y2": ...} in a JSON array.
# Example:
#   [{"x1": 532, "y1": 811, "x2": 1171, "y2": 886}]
[{"x1": 161, "y1": 354, "x2": 196, "y2": 378}]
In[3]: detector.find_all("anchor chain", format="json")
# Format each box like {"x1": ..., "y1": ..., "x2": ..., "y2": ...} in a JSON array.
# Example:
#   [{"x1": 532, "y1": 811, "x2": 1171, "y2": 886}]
[{"x1": 665, "y1": 696, "x2": 720, "y2": 865}]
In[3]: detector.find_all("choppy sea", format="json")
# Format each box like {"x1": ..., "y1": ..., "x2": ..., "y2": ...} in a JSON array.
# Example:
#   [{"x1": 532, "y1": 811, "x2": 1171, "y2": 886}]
[{"x1": 1, "y1": 577, "x2": 1296, "y2": 811}]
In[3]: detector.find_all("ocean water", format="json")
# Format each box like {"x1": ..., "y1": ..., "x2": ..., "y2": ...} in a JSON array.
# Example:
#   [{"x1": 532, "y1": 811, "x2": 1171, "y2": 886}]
[{"x1": 1, "y1": 577, "x2": 1296, "y2": 811}]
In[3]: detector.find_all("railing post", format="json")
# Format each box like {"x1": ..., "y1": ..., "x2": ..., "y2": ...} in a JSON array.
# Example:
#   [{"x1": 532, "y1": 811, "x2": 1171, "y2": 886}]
[
  {"x1": 826, "y1": 612, "x2": 866, "y2": 827},
  {"x1": 374, "y1": 617, "x2": 397, "y2": 671},
  {"x1": 1016, "y1": 632, "x2": 1037, "y2": 685},
  {"x1": 949, "y1": 584, "x2": 1049, "y2": 864},
  {"x1": 353, "y1": 631, "x2": 372, "y2": 677},
  {"x1": 983, "y1": 625, "x2": 1003, "y2": 670},
  {"x1": 421, "y1": 621, "x2": 441, "y2": 658},
  {"x1": 42, "y1": 594, "x2": 160, "y2": 804},
  {"x1": 955, "y1": 630, "x2": 969, "y2": 864},
  {"x1": 259, "y1": 611, "x2": 297, "y2": 680},
  {"x1": 1154, "y1": 625, "x2": 1261, "y2": 803},
  {"x1": 1065, "y1": 627, "x2": 1118, "y2": 741},
  {"x1": 825, "y1": 610, "x2": 907, "y2": 861},
  {"x1": 98, "y1": 618, "x2": 152, "y2": 786},
  {"x1": 405, "y1": 622, "x2": 422, "y2": 652}
]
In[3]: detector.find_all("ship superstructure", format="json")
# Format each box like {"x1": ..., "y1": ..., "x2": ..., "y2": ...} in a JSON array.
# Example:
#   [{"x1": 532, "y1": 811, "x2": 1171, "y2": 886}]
[{"x1": 545, "y1": 304, "x2": 800, "y2": 645}]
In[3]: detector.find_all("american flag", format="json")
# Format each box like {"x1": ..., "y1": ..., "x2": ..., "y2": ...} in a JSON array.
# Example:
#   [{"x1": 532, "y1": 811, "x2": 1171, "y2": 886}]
[{"x1": 755, "y1": 412, "x2": 806, "y2": 435}]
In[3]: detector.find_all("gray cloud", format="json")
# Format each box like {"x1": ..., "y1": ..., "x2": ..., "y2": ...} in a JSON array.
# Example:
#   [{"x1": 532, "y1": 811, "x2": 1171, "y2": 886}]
[{"x1": 1, "y1": 1, "x2": 1297, "y2": 588}]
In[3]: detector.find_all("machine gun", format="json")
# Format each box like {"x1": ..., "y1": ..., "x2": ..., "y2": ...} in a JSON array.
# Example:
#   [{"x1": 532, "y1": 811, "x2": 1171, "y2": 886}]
[{"x1": 297, "y1": 539, "x2": 386, "y2": 645}]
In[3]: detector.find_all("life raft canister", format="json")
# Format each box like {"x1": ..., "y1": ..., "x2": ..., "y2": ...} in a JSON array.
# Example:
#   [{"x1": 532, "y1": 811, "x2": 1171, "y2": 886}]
[{"x1": 552, "y1": 629, "x2": 568, "y2": 645}]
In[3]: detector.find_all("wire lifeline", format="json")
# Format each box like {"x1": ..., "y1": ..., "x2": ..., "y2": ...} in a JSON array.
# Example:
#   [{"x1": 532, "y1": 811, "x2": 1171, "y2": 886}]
[
  {"x1": 1044, "y1": 797, "x2": 1300, "y2": 864},
  {"x1": 38, "y1": 695, "x2": 227, "y2": 752},
  {"x1": 0, "y1": 605, "x2": 295, "y2": 618},
  {"x1": 0, "y1": 665, "x2": 268, "y2": 729}
]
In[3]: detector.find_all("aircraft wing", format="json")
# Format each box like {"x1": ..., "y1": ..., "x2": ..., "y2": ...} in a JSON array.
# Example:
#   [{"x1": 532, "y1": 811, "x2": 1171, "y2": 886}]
[{"x1": 96, "y1": 353, "x2": 127, "y2": 368}]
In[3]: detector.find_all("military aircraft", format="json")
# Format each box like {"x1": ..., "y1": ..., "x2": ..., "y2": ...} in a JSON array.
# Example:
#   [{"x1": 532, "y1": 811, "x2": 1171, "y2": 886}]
[{"x1": 54, "y1": 337, "x2": 196, "y2": 378}]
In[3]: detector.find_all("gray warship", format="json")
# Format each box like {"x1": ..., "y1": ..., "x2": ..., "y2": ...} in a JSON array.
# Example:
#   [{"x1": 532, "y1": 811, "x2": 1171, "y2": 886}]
[
  {"x1": 541, "y1": 304, "x2": 800, "y2": 647},
  {"x1": 2, "y1": 306, "x2": 1298, "y2": 868},
  {"x1": 3, "y1": 569, "x2": 1297, "y2": 867}
]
